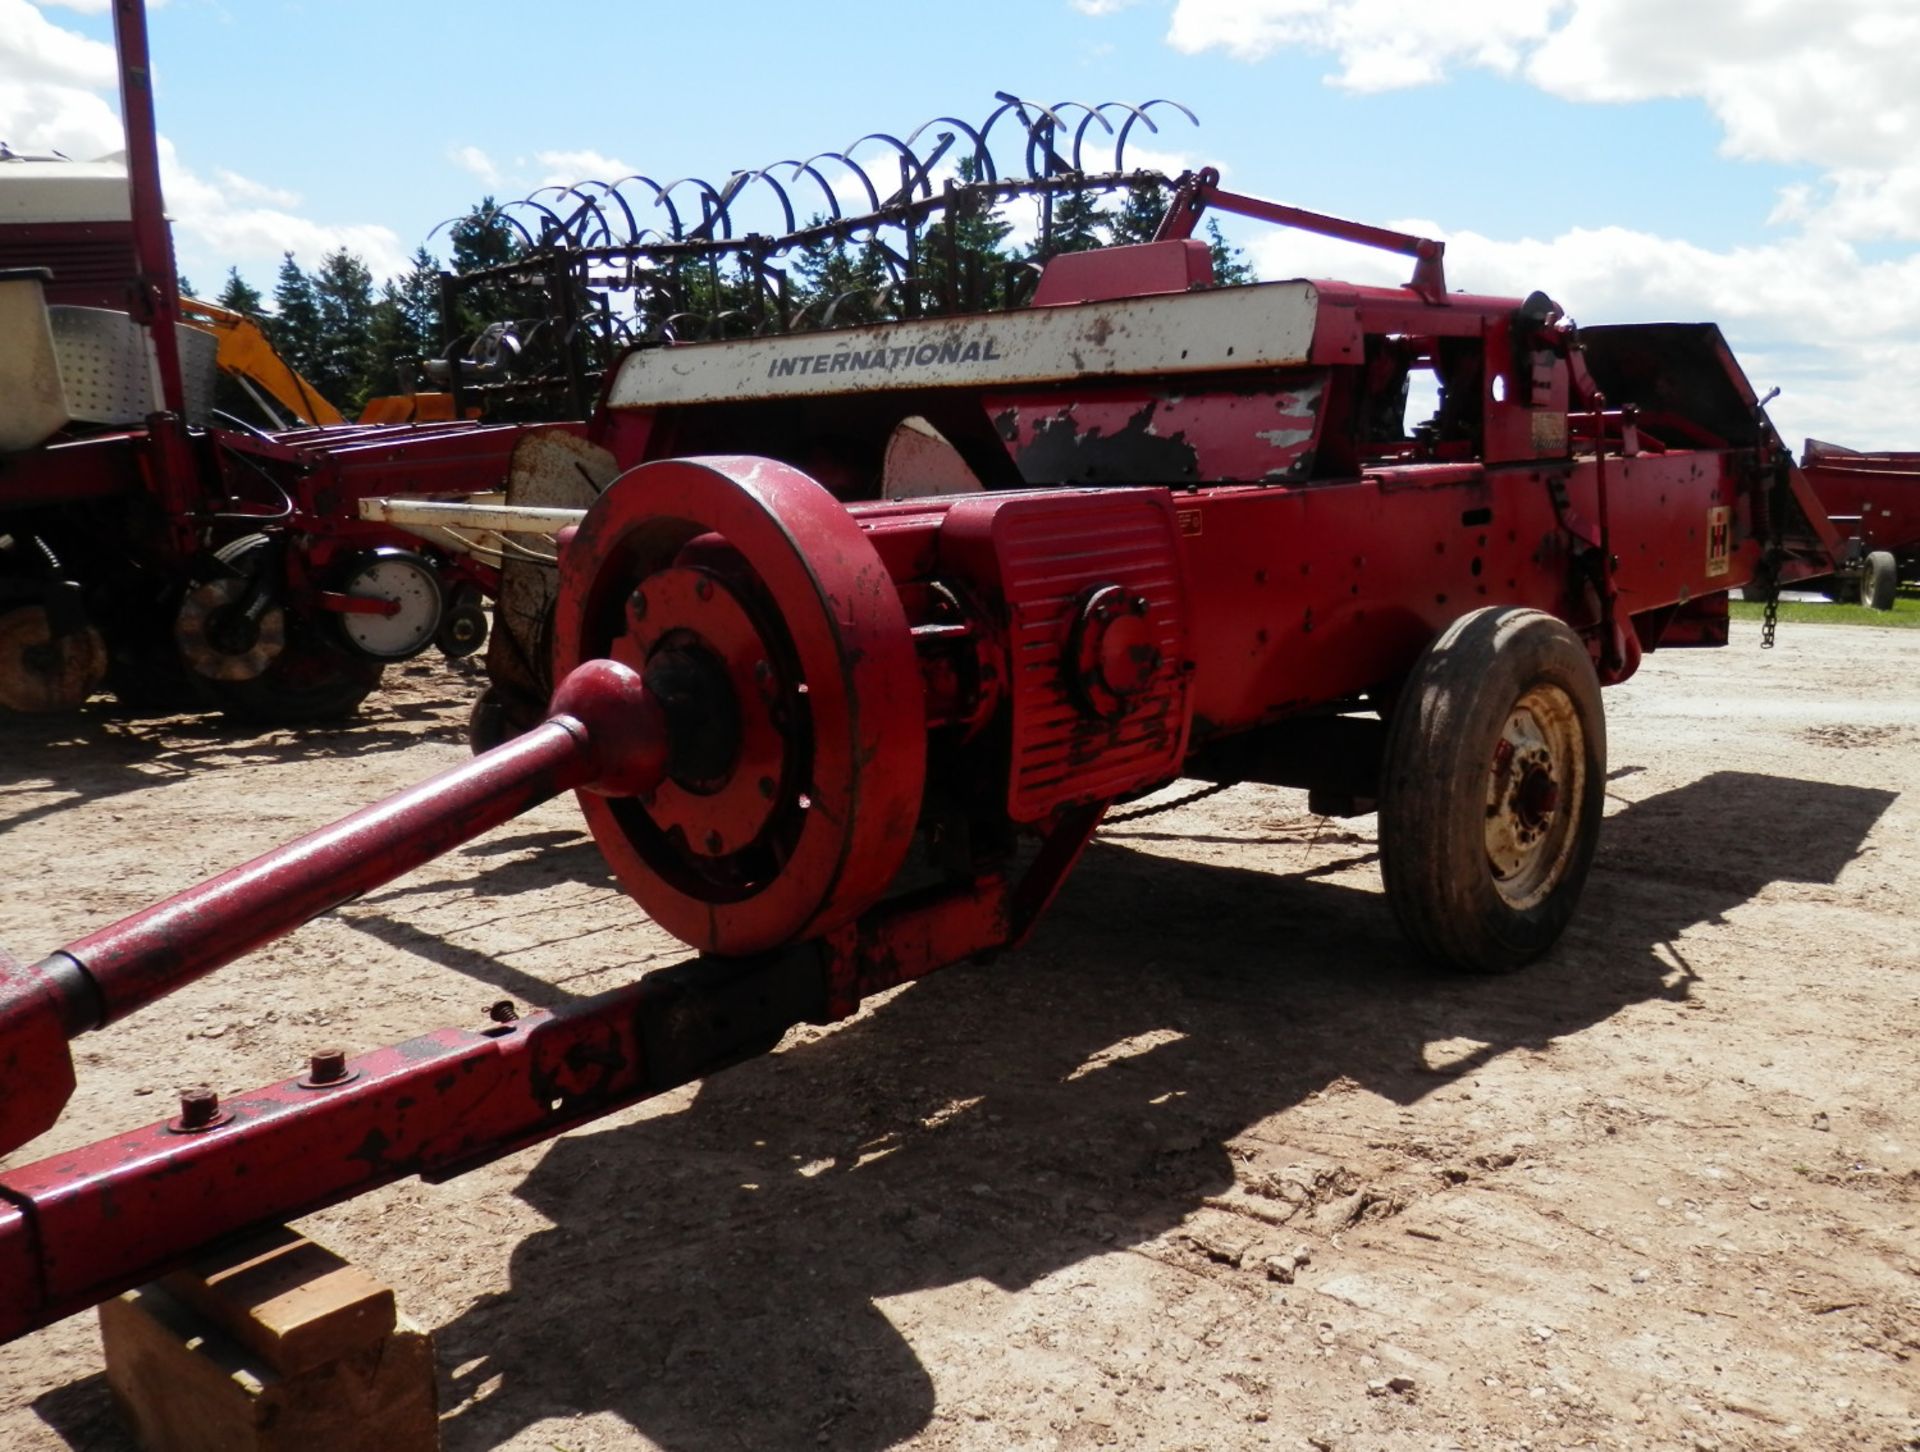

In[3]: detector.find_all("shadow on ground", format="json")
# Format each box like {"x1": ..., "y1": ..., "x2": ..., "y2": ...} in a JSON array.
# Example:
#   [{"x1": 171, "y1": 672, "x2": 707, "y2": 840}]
[{"x1": 408, "y1": 769, "x2": 1892, "y2": 1451}]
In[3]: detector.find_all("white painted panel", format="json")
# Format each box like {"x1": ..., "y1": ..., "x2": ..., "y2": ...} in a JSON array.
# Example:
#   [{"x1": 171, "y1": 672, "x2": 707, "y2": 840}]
[{"x1": 608, "y1": 281, "x2": 1320, "y2": 409}]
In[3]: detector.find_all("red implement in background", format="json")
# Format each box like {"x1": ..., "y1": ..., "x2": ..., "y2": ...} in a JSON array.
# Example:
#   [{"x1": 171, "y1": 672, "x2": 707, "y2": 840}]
[{"x1": 1799, "y1": 438, "x2": 1919, "y2": 609}]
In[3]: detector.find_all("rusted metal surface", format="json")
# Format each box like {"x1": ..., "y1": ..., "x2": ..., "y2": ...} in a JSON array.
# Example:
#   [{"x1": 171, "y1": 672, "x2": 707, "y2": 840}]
[
  {"x1": 605, "y1": 284, "x2": 1320, "y2": 409},
  {"x1": 553, "y1": 456, "x2": 926, "y2": 955}
]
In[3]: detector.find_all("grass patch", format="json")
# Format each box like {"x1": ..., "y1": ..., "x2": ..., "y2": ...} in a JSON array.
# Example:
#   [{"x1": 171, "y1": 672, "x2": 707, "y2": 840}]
[{"x1": 1728, "y1": 592, "x2": 1920, "y2": 628}]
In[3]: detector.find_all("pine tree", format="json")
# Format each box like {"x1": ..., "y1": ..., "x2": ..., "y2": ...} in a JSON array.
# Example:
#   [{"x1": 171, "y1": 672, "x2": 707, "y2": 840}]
[
  {"x1": 788, "y1": 218, "x2": 891, "y2": 327},
  {"x1": 269, "y1": 253, "x2": 322, "y2": 381},
  {"x1": 917, "y1": 157, "x2": 1015, "y2": 314},
  {"x1": 308, "y1": 249, "x2": 378, "y2": 411},
  {"x1": 1038, "y1": 185, "x2": 1107, "y2": 261},
  {"x1": 1107, "y1": 179, "x2": 1171, "y2": 246},
  {"x1": 365, "y1": 247, "x2": 443, "y2": 394},
  {"x1": 1204, "y1": 218, "x2": 1256, "y2": 285},
  {"x1": 215, "y1": 267, "x2": 264, "y2": 317},
  {"x1": 446, "y1": 198, "x2": 529, "y2": 342}
]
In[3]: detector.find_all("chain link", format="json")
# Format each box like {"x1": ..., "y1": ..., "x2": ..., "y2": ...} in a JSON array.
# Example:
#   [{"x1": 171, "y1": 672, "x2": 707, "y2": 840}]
[{"x1": 1102, "y1": 781, "x2": 1234, "y2": 825}]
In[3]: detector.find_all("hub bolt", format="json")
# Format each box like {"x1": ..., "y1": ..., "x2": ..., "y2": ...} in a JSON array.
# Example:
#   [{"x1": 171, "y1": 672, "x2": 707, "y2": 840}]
[{"x1": 178, "y1": 1085, "x2": 220, "y2": 1129}]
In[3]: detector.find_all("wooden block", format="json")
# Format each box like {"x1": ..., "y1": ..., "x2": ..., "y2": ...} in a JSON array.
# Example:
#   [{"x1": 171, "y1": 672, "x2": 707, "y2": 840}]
[
  {"x1": 158, "y1": 1225, "x2": 395, "y2": 1377},
  {"x1": 101, "y1": 1230, "x2": 438, "y2": 1452}
]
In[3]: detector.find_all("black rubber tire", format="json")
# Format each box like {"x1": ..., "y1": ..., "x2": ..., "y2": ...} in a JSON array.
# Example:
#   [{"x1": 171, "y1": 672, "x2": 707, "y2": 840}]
[
  {"x1": 466, "y1": 681, "x2": 544, "y2": 755},
  {"x1": 1378, "y1": 606, "x2": 1607, "y2": 973},
  {"x1": 194, "y1": 536, "x2": 385, "y2": 724},
  {"x1": 434, "y1": 585, "x2": 490, "y2": 659},
  {"x1": 1862, "y1": 551, "x2": 1898, "y2": 611}
]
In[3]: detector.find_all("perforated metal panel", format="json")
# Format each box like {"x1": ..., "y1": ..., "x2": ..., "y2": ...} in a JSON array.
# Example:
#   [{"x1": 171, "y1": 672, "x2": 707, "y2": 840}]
[{"x1": 46, "y1": 306, "x2": 217, "y2": 426}]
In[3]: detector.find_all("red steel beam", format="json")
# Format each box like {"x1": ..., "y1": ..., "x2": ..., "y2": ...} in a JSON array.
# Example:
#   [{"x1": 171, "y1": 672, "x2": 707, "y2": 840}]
[{"x1": 0, "y1": 659, "x2": 665, "y2": 1155}]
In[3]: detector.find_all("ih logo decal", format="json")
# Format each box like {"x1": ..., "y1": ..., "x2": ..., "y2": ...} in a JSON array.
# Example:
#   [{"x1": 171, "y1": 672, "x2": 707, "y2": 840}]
[{"x1": 1705, "y1": 505, "x2": 1731, "y2": 577}]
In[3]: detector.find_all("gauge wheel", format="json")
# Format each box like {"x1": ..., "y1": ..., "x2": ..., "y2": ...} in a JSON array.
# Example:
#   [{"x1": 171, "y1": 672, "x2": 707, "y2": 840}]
[
  {"x1": 1379, "y1": 606, "x2": 1607, "y2": 973},
  {"x1": 335, "y1": 548, "x2": 444, "y2": 660},
  {"x1": 195, "y1": 536, "x2": 384, "y2": 724}
]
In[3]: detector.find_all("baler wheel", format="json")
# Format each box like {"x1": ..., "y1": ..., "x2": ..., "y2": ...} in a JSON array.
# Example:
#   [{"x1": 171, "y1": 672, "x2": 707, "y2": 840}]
[
  {"x1": 1862, "y1": 551, "x2": 1898, "y2": 611},
  {"x1": 1379, "y1": 606, "x2": 1605, "y2": 973},
  {"x1": 189, "y1": 536, "x2": 385, "y2": 724},
  {"x1": 553, "y1": 456, "x2": 925, "y2": 956}
]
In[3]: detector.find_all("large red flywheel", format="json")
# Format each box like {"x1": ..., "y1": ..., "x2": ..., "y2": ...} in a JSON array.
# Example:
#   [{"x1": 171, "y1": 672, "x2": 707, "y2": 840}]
[{"x1": 553, "y1": 456, "x2": 926, "y2": 955}]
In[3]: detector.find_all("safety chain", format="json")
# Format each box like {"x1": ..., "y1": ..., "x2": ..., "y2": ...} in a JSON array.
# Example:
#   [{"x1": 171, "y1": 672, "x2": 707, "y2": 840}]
[
  {"x1": 1761, "y1": 583, "x2": 1780, "y2": 651},
  {"x1": 1102, "y1": 780, "x2": 1234, "y2": 825}
]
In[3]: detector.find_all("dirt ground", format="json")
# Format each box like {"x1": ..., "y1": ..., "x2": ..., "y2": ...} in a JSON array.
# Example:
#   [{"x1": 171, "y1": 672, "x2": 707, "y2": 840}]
[{"x1": 2, "y1": 621, "x2": 1917, "y2": 1452}]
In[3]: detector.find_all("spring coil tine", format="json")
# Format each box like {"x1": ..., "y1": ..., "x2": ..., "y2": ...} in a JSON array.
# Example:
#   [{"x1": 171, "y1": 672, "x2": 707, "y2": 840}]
[
  {"x1": 486, "y1": 202, "x2": 548, "y2": 251},
  {"x1": 798, "y1": 151, "x2": 881, "y2": 218},
  {"x1": 1000, "y1": 96, "x2": 1074, "y2": 180},
  {"x1": 1114, "y1": 99, "x2": 1200, "y2": 172},
  {"x1": 555, "y1": 185, "x2": 618, "y2": 248},
  {"x1": 846, "y1": 131, "x2": 941, "y2": 206},
  {"x1": 661, "y1": 176, "x2": 732, "y2": 242},
  {"x1": 1068, "y1": 105, "x2": 1119, "y2": 174},
  {"x1": 904, "y1": 115, "x2": 996, "y2": 184},
  {"x1": 1035, "y1": 100, "x2": 1101, "y2": 177},
  {"x1": 573, "y1": 180, "x2": 640, "y2": 247},
  {"x1": 771, "y1": 158, "x2": 845, "y2": 223},
  {"x1": 603, "y1": 176, "x2": 683, "y2": 241},
  {"x1": 522, "y1": 185, "x2": 601, "y2": 248},
  {"x1": 731, "y1": 167, "x2": 799, "y2": 236},
  {"x1": 974, "y1": 95, "x2": 1034, "y2": 161}
]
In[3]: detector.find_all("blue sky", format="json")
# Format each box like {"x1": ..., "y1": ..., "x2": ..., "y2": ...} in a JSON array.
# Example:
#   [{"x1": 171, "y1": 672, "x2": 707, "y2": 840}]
[{"x1": 6, "y1": 0, "x2": 1917, "y2": 450}]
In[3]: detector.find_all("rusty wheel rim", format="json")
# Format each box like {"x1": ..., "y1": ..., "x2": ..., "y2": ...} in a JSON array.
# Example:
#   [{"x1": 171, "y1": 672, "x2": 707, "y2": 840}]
[{"x1": 1483, "y1": 684, "x2": 1585, "y2": 912}]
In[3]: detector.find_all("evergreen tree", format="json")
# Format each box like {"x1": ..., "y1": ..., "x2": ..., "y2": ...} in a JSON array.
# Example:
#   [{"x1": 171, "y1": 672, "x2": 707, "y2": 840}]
[
  {"x1": 176, "y1": 273, "x2": 196, "y2": 298},
  {"x1": 788, "y1": 218, "x2": 892, "y2": 327},
  {"x1": 366, "y1": 247, "x2": 442, "y2": 394},
  {"x1": 1038, "y1": 184, "x2": 1107, "y2": 260},
  {"x1": 308, "y1": 249, "x2": 378, "y2": 411},
  {"x1": 446, "y1": 198, "x2": 529, "y2": 341},
  {"x1": 1107, "y1": 178, "x2": 1171, "y2": 246},
  {"x1": 1205, "y1": 218, "x2": 1256, "y2": 286},
  {"x1": 269, "y1": 252, "x2": 322, "y2": 381},
  {"x1": 917, "y1": 157, "x2": 1015, "y2": 314},
  {"x1": 215, "y1": 266, "x2": 265, "y2": 317}
]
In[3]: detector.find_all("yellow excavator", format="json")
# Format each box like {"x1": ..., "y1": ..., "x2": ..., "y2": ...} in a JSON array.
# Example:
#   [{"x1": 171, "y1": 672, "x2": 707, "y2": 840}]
[{"x1": 176, "y1": 297, "x2": 461, "y2": 427}]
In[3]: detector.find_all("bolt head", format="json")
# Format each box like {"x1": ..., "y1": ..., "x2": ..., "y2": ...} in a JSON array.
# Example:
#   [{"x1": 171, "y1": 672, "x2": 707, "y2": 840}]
[{"x1": 178, "y1": 1085, "x2": 219, "y2": 1127}]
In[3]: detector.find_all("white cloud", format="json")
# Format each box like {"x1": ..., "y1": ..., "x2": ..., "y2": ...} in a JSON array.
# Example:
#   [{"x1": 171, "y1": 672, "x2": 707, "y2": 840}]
[
  {"x1": 213, "y1": 168, "x2": 300, "y2": 209},
  {"x1": 448, "y1": 144, "x2": 501, "y2": 187},
  {"x1": 1139, "y1": 0, "x2": 1920, "y2": 446},
  {"x1": 1160, "y1": 1, "x2": 1920, "y2": 237},
  {"x1": 1165, "y1": 0, "x2": 1564, "y2": 84},
  {"x1": 1248, "y1": 216, "x2": 1920, "y2": 449},
  {"x1": 535, "y1": 149, "x2": 635, "y2": 187},
  {"x1": 1071, "y1": 0, "x2": 1146, "y2": 13}
]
